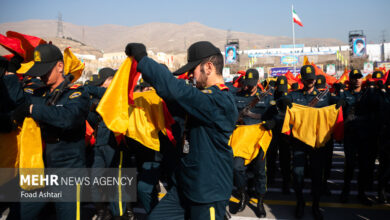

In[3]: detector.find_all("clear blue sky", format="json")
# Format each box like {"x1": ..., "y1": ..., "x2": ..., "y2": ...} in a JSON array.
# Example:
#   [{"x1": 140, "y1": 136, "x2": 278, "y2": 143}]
[{"x1": 1, "y1": 0, "x2": 389, "y2": 43}]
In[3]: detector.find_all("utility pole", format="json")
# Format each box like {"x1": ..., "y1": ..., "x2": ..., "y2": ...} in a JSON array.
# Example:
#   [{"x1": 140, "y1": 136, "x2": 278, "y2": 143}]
[{"x1": 57, "y1": 12, "x2": 64, "y2": 38}]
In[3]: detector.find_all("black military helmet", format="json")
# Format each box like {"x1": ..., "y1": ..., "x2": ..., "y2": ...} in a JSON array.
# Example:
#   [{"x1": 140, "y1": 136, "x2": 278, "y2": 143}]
[
  {"x1": 276, "y1": 76, "x2": 288, "y2": 93},
  {"x1": 349, "y1": 69, "x2": 363, "y2": 79},
  {"x1": 173, "y1": 41, "x2": 221, "y2": 75},
  {"x1": 92, "y1": 67, "x2": 116, "y2": 86},
  {"x1": 372, "y1": 71, "x2": 384, "y2": 79},
  {"x1": 291, "y1": 82, "x2": 299, "y2": 91},
  {"x1": 242, "y1": 68, "x2": 259, "y2": 87},
  {"x1": 315, "y1": 75, "x2": 326, "y2": 89},
  {"x1": 26, "y1": 44, "x2": 63, "y2": 77},
  {"x1": 300, "y1": 65, "x2": 316, "y2": 80}
]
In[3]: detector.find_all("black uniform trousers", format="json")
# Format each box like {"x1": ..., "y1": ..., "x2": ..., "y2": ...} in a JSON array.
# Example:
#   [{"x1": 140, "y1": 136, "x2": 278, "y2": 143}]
[
  {"x1": 292, "y1": 140, "x2": 327, "y2": 202},
  {"x1": 148, "y1": 185, "x2": 227, "y2": 220}
]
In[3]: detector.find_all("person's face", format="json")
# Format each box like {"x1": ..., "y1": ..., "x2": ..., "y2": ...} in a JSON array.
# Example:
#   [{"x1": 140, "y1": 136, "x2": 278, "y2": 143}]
[
  {"x1": 228, "y1": 50, "x2": 234, "y2": 57},
  {"x1": 350, "y1": 77, "x2": 363, "y2": 88},
  {"x1": 41, "y1": 61, "x2": 64, "y2": 86},
  {"x1": 303, "y1": 79, "x2": 316, "y2": 89},
  {"x1": 192, "y1": 62, "x2": 211, "y2": 89},
  {"x1": 101, "y1": 76, "x2": 113, "y2": 88},
  {"x1": 357, "y1": 43, "x2": 363, "y2": 50}
]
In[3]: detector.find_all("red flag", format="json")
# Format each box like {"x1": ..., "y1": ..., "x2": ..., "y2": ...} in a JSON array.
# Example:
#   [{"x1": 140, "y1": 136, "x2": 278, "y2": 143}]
[
  {"x1": 177, "y1": 72, "x2": 189, "y2": 80},
  {"x1": 333, "y1": 107, "x2": 344, "y2": 141},
  {"x1": 6, "y1": 31, "x2": 46, "y2": 62},
  {"x1": 233, "y1": 70, "x2": 246, "y2": 88},
  {"x1": 127, "y1": 59, "x2": 140, "y2": 105},
  {"x1": 285, "y1": 70, "x2": 303, "y2": 89},
  {"x1": 0, "y1": 34, "x2": 25, "y2": 58},
  {"x1": 336, "y1": 68, "x2": 349, "y2": 84},
  {"x1": 311, "y1": 62, "x2": 337, "y2": 86}
]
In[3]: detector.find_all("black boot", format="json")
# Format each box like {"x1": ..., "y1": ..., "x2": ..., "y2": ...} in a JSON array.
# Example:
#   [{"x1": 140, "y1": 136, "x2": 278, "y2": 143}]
[
  {"x1": 255, "y1": 194, "x2": 266, "y2": 218},
  {"x1": 122, "y1": 203, "x2": 137, "y2": 220},
  {"x1": 357, "y1": 192, "x2": 373, "y2": 206},
  {"x1": 378, "y1": 189, "x2": 388, "y2": 204},
  {"x1": 95, "y1": 203, "x2": 112, "y2": 220},
  {"x1": 295, "y1": 197, "x2": 305, "y2": 219},
  {"x1": 339, "y1": 185, "x2": 350, "y2": 203},
  {"x1": 312, "y1": 201, "x2": 323, "y2": 220},
  {"x1": 282, "y1": 182, "x2": 291, "y2": 195},
  {"x1": 237, "y1": 189, "x2": 248, "y2": 212},
  {"x1": 322, "y1": 181, "x2": 332, "y2": 196}
]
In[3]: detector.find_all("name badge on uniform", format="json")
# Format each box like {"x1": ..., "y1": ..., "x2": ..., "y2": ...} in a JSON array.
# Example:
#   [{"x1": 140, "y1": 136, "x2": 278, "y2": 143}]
[{"x1": 69, "y1": 91, "x2": 82, "y2": 99}]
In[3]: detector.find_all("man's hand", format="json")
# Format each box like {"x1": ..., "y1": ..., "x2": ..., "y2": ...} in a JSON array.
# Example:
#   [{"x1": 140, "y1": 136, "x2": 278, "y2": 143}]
[
  {"x1": 12, "y1": 101, "x2": 31, "y2": 125},
  {"x1": 125, "y1": 43, "x2": 147, "y2": 62},
  {"x1": 277, "y1": 97, "x2": 292, "y2": 111},
  {"x1": 7, "y1": 54, "x2": 24, "y2": 73},
  {"x1": 262, "y1": 119, "x2": 275, "y2": 130}
]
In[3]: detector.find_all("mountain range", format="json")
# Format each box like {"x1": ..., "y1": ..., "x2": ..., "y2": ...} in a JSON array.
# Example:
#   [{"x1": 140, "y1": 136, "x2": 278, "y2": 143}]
[{"x1": 0, "y1": 19, "x2": 344, "y2": 54}]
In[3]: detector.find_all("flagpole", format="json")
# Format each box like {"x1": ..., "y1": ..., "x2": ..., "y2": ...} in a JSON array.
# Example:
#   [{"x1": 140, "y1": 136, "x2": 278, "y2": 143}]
[{"x1": 292, "y1": 4, "x2": 296, "y2": 75}]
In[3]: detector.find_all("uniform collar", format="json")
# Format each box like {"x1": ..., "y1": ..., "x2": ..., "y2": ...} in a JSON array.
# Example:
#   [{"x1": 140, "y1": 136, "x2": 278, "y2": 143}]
[
  {"x1": 213, "y1": 83, "x2": 229, "y2": 91},
  {"x1": 303, "y1": 88, "x2": 319, "y2": 96}
]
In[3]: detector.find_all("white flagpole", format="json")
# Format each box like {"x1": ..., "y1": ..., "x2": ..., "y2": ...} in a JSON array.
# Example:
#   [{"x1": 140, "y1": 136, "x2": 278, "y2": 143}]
[{"x1": 292, "y1": 4, "x2": 296, "y2": 75}]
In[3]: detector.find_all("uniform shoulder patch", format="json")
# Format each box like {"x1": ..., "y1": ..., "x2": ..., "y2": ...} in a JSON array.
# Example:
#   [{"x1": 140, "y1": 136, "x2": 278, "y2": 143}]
[
  {"x1": 215, "y1": 83, "x2": 229, "y2": 91},
  {"x1": 24, "y1": 88, "x2": 34, "y2": 94},
  {"x1": 70, "y1": 84, "x2": 82, "y2": 89},
  {"x1": 270, "y1": 100, "x2": 276, "y2": 105},
  {"x1": 69, "y1": 91, "x2": 82, "y2": 99}
]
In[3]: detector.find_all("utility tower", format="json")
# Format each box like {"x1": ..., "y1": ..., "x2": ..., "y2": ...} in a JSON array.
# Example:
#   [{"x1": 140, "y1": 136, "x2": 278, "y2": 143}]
[{"x1": 57, "y1": 12, "x2": 64, "y2": 38}]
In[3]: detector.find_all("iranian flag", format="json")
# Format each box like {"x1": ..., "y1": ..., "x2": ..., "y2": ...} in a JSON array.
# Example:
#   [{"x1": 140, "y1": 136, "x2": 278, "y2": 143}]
[{"x1": 292, "y1": 9, "x2": 303, "y2": 27}]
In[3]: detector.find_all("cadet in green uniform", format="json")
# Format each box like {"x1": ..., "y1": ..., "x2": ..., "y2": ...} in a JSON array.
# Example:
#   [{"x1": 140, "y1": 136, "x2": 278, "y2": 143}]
[
  {"x1": 231, "y1": 68, "x2": 275, "y2": 218},
  {"x1": 282, "y1": 65, "x2": 340, "y2": 220},
  {"x1": 3, "y1": 44, "x2": 89, "y2": 220},
  {"x1": 125, "y1": 41, "x2": 238, "y2": 220}
]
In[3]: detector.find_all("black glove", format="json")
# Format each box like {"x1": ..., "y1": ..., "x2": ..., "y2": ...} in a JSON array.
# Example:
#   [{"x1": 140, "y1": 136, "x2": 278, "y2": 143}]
[
  {"x1": 336, "y1": 99, "x2": 346, "y2": 109},
  {"x1": 262, "y1": 119, "x2": 275, "y2": 130},
  {"x1": 282, "y1": 98, "x2": 292, "y2": 108},
  {"x1": 7, "y1": 54, "x2": 24, "y2": 73},
  {"x1": 11, "y1": 101, "x2": 31, "y2": 125},
  {"x1": 125, "y1": 43, "x2": 147, "y2": 62},
  {"x1": 377, "y1": 80, "x2": 385, "y2": 90}
]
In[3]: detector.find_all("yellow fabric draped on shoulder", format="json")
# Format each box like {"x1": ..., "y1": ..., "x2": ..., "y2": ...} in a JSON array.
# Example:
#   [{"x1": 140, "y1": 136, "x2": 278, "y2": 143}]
[
  {"x1": 229, "y1": 124, "x2": 272, "y2": 165},
  {"x1": 282, "y1": 103, "x2": 340, "y2": 148}
]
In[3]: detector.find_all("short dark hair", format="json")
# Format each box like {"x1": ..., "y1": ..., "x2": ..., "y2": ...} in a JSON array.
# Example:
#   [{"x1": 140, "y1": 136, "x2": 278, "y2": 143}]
[{"x1": 200, "y1": 53, "x2": 224, "y2": 76}]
